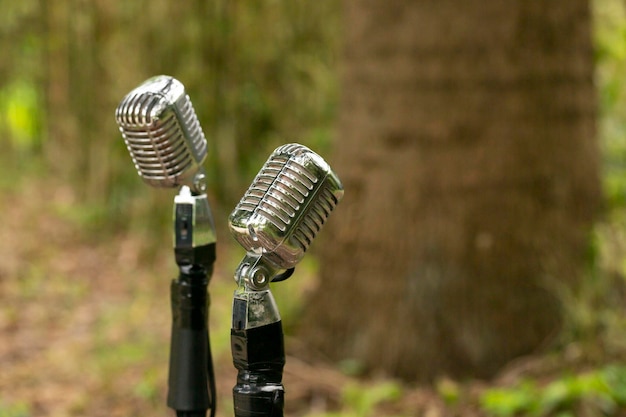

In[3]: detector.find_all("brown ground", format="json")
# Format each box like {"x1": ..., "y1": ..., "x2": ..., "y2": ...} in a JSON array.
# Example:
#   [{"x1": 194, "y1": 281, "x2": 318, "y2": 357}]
[{"x1": 0, "y1": 178, "x2": 620, "y2": 417}]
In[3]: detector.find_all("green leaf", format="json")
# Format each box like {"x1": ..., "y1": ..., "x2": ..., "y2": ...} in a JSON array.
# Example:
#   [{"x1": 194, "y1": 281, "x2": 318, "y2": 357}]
[{"x1": 479, "y1": 382, "x2": 537, "y2": 417}]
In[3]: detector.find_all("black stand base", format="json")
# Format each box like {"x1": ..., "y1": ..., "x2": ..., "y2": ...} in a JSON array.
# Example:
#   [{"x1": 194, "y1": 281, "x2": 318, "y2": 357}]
[
  {"x1": 231, "y1": 321, "x2": 285, "y2": 417},
  {"x1": 167, "y1": 260, "x2": 216, "y2": 417}
]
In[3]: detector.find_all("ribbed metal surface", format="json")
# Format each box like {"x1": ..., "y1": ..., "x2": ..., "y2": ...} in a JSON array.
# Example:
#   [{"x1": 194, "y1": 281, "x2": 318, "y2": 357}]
[
  {"x1": 235, "y1": 150, "x2": 318, "y2": 232},
  {"x1": 229, "y1": 143, "x2": 343, "y2": 268},
  {"x1": 115, "y1": 76, "x2": 207, "y2": 187},
  {"x1": 291, "y1": 185, "x2": 339, "y2": 252}
]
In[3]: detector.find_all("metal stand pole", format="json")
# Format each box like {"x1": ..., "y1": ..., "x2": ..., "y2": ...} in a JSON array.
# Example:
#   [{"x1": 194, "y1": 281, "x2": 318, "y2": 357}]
[
  {"x1": 230, "y1": 255, "x2": 292, "y2": 417},
  {"x1": 168, "y1": 261, "x2": 216, "y2": 417},
  {"x1": 167, "y1": 186, "x2": 217, "y2": 417}
]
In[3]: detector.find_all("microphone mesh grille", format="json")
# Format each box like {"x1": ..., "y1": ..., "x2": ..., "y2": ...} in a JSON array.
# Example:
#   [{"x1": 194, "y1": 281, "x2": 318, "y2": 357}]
[
  {"x1": 115, "y1": 76, "x2": 207, "y2": 187},
  {"x1": 231, "y1": 143, "x2": 342, "y2": 266},
  {"x1": 237, "y1": 152, "x2": 317, "y2": 231},
  {"x1": 291, "y1": 186, "x2": 339, "y2": 252}
]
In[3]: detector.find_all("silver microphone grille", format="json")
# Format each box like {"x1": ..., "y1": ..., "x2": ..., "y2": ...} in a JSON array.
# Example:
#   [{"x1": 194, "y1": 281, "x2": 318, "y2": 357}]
[
  {"x1": 229, "y1": 143, "x2": 344, "y2": 269},
  {"x1": 115, "y1": 75, "x2": 207, "y2": 188}
]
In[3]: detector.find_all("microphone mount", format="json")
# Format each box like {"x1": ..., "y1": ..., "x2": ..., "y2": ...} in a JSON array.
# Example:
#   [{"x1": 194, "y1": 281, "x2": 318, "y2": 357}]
[
  {"x1": 173, "y1": 172, "x2": 216, "y2": 269},
  {"x1": 234, "y1": 254, "x2": 294, "y2": 291},
  {"x1": 169, "y1": 174, "x2": 217, "y2": 417},
  {"x1": 230, "y1": 252, "x2": 286, "y2": 417}
]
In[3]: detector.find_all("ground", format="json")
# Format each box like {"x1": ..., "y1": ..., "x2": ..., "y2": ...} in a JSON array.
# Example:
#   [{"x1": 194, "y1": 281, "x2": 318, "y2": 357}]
[{"x1": 0, "y1": 178, "x2": 623, "y2": 417}]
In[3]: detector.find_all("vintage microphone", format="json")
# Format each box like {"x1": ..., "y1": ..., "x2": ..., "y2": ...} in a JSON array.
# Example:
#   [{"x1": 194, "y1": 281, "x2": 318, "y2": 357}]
[
  {"x1": 115, "y1": 75, "x2": 208, "y2": 191},
  {"x1": 228, "y1": 143, "x2": 344, "y2": 417},
  {"x1": 115, "y1": 75, "x2": 217, "y2": 417}
]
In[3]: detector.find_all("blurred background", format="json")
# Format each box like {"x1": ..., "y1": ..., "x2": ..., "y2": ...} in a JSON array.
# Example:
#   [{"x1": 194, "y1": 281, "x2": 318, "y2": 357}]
[{"x1": 1, "y1": 0, "x2": 626, "y2": 416}]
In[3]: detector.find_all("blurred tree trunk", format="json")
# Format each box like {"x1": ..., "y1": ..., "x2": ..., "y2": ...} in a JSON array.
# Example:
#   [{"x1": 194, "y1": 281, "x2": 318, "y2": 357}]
[
  {"x1": 42, "y1": 0, "x2": 114, "y2": 197},
  {"x1": 42, "y1": 0, "x2": 75, "y2": 177},
  {"x1": 300, "y1": 0, "x2": 601, "y2": 381}
]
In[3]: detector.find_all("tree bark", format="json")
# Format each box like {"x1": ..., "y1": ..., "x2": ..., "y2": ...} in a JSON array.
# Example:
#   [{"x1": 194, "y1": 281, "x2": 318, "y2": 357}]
[{"x1": 300, "y1": 0, "x2": 601, "y2": 381}]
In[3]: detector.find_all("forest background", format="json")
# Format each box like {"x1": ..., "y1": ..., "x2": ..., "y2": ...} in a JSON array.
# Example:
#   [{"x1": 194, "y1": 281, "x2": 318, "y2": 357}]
[{"x1": 2, "y1": 1, "x2": 626, "y2": 416}]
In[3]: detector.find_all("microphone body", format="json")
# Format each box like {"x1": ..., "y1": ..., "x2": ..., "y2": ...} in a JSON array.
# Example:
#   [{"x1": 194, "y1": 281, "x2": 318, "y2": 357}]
[
  {"x1": 228, "y1": 143, "x2": 343, "y2": 417},
  {"x1": 115, "y1": 75, "x2": 208, "y2": 190},
  {"x1": 229, "y1": 143, "x2": 344, "y2": 270}
]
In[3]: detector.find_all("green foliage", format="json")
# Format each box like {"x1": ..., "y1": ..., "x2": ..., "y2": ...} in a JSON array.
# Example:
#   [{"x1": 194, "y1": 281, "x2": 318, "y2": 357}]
[
  {"x1": 341, "y1": 381, "x2": 403, "y2": 417},
  {"x1": 0, "y1": 401, "x2": 30, "y2": 417},
  {"x1": 594, "y1": 0, "x2": 626, "y2": 210},
  {"x1": 436, "y1": 377, "x2": 462, "y2": 406},
  {"x1": 0, "y1": 0, "x2": 339, "y2": 237},
  {"x1": 481, "y1": 381, "x2": 537, "y2": 416},
  {"x1": 0, "y1": 80, "x2": 41, "y2": 153},
  {"x1": 133, "y1": 369, "x2": 162, "y2": 405},
  {"x1": 338, "y1": 359, "x2": 367, "y2": 378},
  {"x1": 546, "y1": 4, "x2": 626, "y2": 405},
  {"x1": 560, "y1": 0, "x2": 626, "y2": 353},
  {"x1": 306, "y1": 381, "x2": 403, "y2": 417},
  {"x1": 480, "y1": 366, "x2": 626, "y2": 416}
]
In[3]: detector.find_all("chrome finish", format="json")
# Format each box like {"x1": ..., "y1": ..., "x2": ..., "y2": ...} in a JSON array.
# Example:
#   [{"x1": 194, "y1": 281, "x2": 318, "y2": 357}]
[
  {"x1": 193, "y1": 171, "x2": 208, "y2": 194},
  {"x1": 232, "y1": 287, "x2": 281, "y2": 330},
  {"x1": 174, "y1": 186, "x2": 217, "y2": 248},
  {"x1": 234, "y1": 253, "x2": 282, "y2": 290},
  {"x1": 115, "y1": 75, "x2": 207, "y2": 190},
  {"x1": 229, "y1": 143, "x2": 344, "y2": 269},
  {"x1": 232, "y1": 254, "x2": 282, "y2": 329}
]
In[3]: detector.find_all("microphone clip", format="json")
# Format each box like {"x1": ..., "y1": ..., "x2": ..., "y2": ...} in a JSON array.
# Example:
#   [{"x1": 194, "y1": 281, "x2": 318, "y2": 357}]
[
  {"x1": 234, "y1": 254, "x2": 294, "y2": 291},
  {"x1": 232, "y1": 253, "x2": 290, "y2": 331}
]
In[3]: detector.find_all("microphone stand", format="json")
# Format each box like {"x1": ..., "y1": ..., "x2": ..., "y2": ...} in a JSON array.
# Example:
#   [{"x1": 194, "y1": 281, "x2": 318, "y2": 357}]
[
  {"x1": 230, "y1": 254, "x2": 294, "y2": 417},
  {"x1": 167, "y1": 183, "x2": 217, "y2": 417}
]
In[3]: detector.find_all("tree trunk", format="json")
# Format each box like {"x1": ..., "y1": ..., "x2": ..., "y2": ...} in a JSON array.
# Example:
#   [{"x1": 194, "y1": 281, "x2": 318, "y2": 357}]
[{"x1": 300, "y1": 0, "x2": 601, "y2": 381}]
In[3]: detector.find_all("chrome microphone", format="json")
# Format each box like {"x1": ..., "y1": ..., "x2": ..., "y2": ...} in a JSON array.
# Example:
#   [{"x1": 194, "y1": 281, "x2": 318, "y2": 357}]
[
  {"x1": 115, "y1": 75, "x2": 208, "y2": 191},
  {"x1": 116, "y1": 77, "x2": 217, "y2": 415},
  {"x1": 229, "y1": 143, "x2": 344, "y2": 277},
  {"x1": 115, "y1": 75, "x2": 215, "y2": 261},
  {"x1": 228, "y1": 144, "x2": 342, "y2": 417}
]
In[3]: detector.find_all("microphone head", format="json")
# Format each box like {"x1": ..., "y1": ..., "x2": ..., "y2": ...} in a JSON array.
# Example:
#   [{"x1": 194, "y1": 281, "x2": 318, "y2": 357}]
[
  {"x1": 115, "y1": 75, "x2": 207, "y2": 188},
  {"x1": 229, "y1": 143, "x2": 344, "y2": 269}
]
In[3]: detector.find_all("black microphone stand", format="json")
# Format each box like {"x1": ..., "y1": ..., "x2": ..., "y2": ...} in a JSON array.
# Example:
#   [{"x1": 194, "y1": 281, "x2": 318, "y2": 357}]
[
  {"x1": 167, "y1": 183, "x2": 217, "y2": 417},
  {"x1": 230, "y1": 255, "x2": 295, "y2": 417}
]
